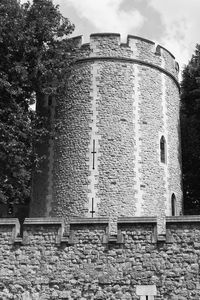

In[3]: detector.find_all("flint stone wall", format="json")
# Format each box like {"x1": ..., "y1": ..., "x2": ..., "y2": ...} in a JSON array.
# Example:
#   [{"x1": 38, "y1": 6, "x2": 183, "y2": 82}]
[
  {"x1": 0, "y1": 217, "x2": 200, "y2": 300},
  {"x1": 30, "y1": 33, "x2": 182, "y2": 233}
]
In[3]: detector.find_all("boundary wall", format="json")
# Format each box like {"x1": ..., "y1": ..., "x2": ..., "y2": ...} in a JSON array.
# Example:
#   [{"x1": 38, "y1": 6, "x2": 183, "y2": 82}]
[{"x1": 0, "y1": 216, "x2": 200, "y2": 299}]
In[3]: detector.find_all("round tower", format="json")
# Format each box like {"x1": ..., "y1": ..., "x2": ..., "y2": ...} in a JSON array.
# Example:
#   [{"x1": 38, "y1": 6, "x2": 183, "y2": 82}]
[{"x1": 31, "y1": 33, "x2": 183, "y2": 227}]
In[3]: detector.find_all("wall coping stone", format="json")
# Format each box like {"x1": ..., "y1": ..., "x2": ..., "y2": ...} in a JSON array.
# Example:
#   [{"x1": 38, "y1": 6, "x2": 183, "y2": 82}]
[
  {"x1": 0, "y1": 218, "x2": 20, "y2": 243},
  {"x1": 0, "y1": 218, "x2": 20, "y2": 226},
  {"x1": 70, "y1": 217, "x2": 109, "y2": 225},
  {"x1": 127, "y1": 34, "x2": 155, "y2": 45},
  {"x1": 4, "y1": 216, "x2": 200, "y2": 245},
  {"x1": 155, "y1": 44, "x2": 175, "y2": 59},
  {"x1": 118, "y1": 217, "x2": 157, "y2": 224},
  {"x1": 90, "y1": 33, "x2": 120, "y2": 37},
  {"x1": 24, "y1": 218, "x2": 64, "y2": 226},
  {"x1": 166, "y1": 216, "x2": 200, "y2": 223}
]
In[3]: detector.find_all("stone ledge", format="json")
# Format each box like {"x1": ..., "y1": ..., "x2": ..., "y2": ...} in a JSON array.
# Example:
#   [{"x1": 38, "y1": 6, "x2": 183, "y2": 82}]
[
  {"x1": 118, "y1": 217, "x2": 157, "y2": 224},
  {"x1": 24, "y1": 218, "x2": 64, "y2": 226},
  {"x1": 0, "y1": 218, "x2": 20, "y2": 244},
  {"x1": 70, "y1": 217, "x2": 109, "y2": 225},
  {"x1": 166, "y1": 216, "x2": 200, "y2": 223},
  {"x1": 155, "y1": 45, "x2": 175, "y2": 59},
  {"x1": 90, "y1": 33, "x2": 120, "y2": 38},
  {"x1": 0, "y1": 218, "x2": 20, "y2": 226},
  {"x1": 128, "y1": 35, "x2": 155, "y2": 45}
]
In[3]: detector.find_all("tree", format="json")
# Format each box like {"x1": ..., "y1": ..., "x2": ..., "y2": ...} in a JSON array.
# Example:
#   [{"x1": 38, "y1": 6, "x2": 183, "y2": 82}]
[
  {"x1": 181, "y1": 44, "x2": 200, "y2": 214},
  {"x1": 0, "y1": 0, "x2": 74, "y2": 213}
]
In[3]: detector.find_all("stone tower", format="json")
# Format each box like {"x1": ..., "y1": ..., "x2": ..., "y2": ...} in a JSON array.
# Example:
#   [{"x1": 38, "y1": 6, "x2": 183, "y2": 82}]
[{"x1": 31, "y1": 33, "x2": 182, "y2": 231}]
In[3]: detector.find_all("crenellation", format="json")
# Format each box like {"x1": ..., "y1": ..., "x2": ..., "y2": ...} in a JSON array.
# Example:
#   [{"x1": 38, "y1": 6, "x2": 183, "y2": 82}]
[
  {"x1": 69, "y1": 35, "x2": 179, "y2": 83},
  {"x1": 128, "y1": 35, "x2": 155, "y2": 45},
  {"x1": 89, "y1": 33, "x2": 131, "y2": 58},
  {"x1": 0, "y1": 218, "x2": 20, "y2": 244},
  {"x1": 70, "y1": 35, "x2": 83, "y2": 48},
  {"x1": 155, "y1": 44, "x2": 175, "y2": 59},
  {"x1": 128, "y1": 35, "x2": 156, "y2": 62},
  {"x1": 0, "y1": 217, "x2": 200, "y2": 298}
]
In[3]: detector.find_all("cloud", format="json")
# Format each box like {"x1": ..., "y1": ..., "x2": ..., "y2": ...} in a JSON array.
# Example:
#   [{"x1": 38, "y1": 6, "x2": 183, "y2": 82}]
[
  {"x1": 63, "y1": 0, "x2": 145, "y2": 38},
  {"x1": 148, "y1": 0, "x2": 200, "y2": 68},
  {"x1": 20, "y1": 0, "x2": 198, "y2": 70}
]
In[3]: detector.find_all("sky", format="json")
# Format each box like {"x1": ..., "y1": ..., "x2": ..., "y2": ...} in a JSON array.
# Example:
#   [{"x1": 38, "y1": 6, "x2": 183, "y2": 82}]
[
  {"x1": 20, "y1": 0, "x2": 200, "y2": 72},
  {"x1": 51, "y1": 0, "x2": 199, "y2": 72}
]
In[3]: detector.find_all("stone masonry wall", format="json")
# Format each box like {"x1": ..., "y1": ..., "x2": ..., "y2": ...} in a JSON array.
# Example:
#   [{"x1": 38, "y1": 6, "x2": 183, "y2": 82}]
[
  {"x1": 166, "y1": 77, "x2": 182, "y2": 215},
  {"x1": 31, "y1": 33, "x2": 182, "y2": 231},
  {"x1": 96, "y1": 60, "x2": 137, "y2": 220},
  {"x1": 51, "y1": 63, "x2": 92, "y2": 220},
  {"x1": 1, "y1": 217, "x2": 200, "y2": 299}
]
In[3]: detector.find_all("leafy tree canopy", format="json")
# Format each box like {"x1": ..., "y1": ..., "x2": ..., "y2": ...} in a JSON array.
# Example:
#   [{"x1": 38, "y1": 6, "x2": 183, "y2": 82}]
[
  {"x1": 0, "y1": 0, "x2": 74, "y2": 209},
  {"x1": 181, "y1": 44, "x2": 200, "y2": 214}
]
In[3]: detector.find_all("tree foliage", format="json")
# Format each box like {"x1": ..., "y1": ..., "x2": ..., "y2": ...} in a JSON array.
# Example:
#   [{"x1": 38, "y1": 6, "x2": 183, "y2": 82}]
[
  {"x1": 0, "y1": 0, "x2": 74, "y2": 208},
  {"x1": 181, "y1": 44, "x2": 200, "y2": 214}
]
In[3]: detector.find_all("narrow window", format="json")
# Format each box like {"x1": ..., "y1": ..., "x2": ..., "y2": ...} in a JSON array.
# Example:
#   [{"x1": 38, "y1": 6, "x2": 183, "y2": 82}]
[
  {"x1": 160, "y1": 136, "x2": 166, "y2": 163},
  {"x1": 171, "y1": 193, "x2": 176, "y2": 216}
]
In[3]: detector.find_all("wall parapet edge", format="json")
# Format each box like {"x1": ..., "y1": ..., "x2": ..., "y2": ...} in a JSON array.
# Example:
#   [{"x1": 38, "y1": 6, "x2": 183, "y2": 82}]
[
  {"x1": 1, "y1": 216, "x2": 200, "y2": 246},
  {"x1": 155, "y1": 44, "x2": 175, "y2": 59},
  {"x1": 24, "y1": 217, "x2": 64, "y2": 225},
  {"x1": 118, "y1": 216, "x2": 157, "y2": 224},
  {"x1": 70, "y1": 217, "x2": 109, "y2": 225},
  {"x1": 166, "y1": 215, "x2": 200, "y2": 223},
  {"x1": 0, "y1": 218, "x2": 20, "y2": 244},
  {"x1": 127, "y1": 34, "x2": 155, "y2": 45},
  {"x1": 69, "y1": 33, "x2": 179, "y2": 80},
  {"x1": 90, "y1": 33, "x2": 120, "y2": 38}
]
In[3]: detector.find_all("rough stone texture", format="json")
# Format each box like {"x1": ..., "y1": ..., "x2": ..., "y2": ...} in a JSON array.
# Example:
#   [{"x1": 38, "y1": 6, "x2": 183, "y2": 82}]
[
  {"x1": 0, "y1": 217, "x2": 200, "y2": 299},
  {"x1": 31, "y1": 33, "x2": 182, "y2": 232},
  {"x1": 52, "y1": 63, "x2": 92, "y2": 220},
  {"x1": 138, "y1": 66, "x2": 164, "y2": 217},
  {"x1": 166, "y1": 77, "x2": 182, "y2": 215},
  {"x1": 96, "y1": 61, "x2": 137, "y2": 225}
]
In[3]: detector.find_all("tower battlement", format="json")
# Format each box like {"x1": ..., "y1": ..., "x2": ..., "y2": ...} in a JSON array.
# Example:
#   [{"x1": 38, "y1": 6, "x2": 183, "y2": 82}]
[{"x1": 70, "y1": 33, "x2": 179, "y2": 80}]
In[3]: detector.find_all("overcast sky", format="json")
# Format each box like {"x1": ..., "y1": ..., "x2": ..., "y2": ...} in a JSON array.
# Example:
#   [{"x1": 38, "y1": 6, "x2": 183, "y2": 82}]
[{"x1": 51, "y1": 0, "x2": 199, "y2": 72}]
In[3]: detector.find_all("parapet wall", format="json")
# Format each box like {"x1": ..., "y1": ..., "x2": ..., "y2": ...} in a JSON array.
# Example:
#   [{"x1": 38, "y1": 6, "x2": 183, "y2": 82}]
[
  {"x1": 0, "y1": 216, "x2": 200, "y2": 299},
  {"x1": 71, "y1": 33, "x2": 179, "y2": 80}
]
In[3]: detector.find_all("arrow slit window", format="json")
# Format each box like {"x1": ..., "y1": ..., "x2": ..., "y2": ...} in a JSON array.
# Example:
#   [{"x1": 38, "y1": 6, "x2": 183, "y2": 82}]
[
  {"x1": 160, "y1": 135, "x2": 166, "y2": 163},
  {"x1": 171, "y1": 193, "x2": 176, "y2": 216}
]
